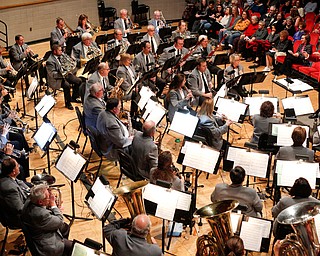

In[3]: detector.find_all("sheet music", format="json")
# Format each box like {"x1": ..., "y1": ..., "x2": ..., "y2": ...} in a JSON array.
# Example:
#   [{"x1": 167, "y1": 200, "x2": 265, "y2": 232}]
[
  {"x1": 56, "y1": 146, "x2": 86, "y2": 181},
  {"x1": 244, "y1": 97, "x2": 278, "y2": 116},
  {"x1": 213, "y1": 84, "x2": 227, "y2": 105},
  {"x1": 138, "y1": 86, "x2": 155, "y2": 109},
  {"x1": 142, "y1": 99, "x2": 157, "y2": 120},
  {"x1": 172, "y1": 190, "x2": 191, "y2": 211},
  {"x1": 227, "y1": 147, "x2": 269, "y2": 178},
  {"x1": 35, "y1": 95, "x2": 56, "y2": 117},
  {"x1": 240, "y1": 221, "x2": 263, "y2": 252},
  {"x1": 230, "y1": 212, "x2": 242, "y2": 234},
  {"x1": 275, "y1": 124, "x2": 309, "y2": 147},
  {"x1": 247, "y1": 217, "x2": 271, "y2": 238},
  {"x1": 183, "y1": 142, "x2": 220, "y2": 173},
  {"x1": 276, "y1": 78, "x2": 314, "y2": 92},
  {"x1": 282, "y1": 96, "x2": 314, "y2": 116},
  {"x1": 71, "y1": 242, "x2": 108, "y2": 256},
  {"x1": 145, "y1": 103, "x2": 166, "y2": 126},
  {"x1": 170, "y1": 112, "x2": 199, "y2": 138},
  {"x1": 27, "y1": 77, "x2": 38, "y2": 99},
  {"x1": 276, "y1": 160, "x2": 318, "y2": 189},
  {"x1": 33, "y1": 122, "x2": 56, "y2": 151},
  {"x1": 155, "y1": 190, "x2": 179, "y2": 221},
  {"x1": 215, "y1": 97, "x2": 247, "y2": 122}
]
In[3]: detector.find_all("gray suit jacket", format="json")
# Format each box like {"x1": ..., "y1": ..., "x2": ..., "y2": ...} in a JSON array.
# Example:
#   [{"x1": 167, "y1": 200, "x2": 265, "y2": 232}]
[
  {"x1": 21, "y1": 199, "x2": 65, "y2": 256},
  {"x1": 167, "y1": 88, "x2": 190, "y2": 122},
  {"x1": 223, "y1": 64, "x2": 244, "y2": 83},
  {"x1": 0, "y1": 56, "x2": 8, "y2": 76},
  {"x1": 172, "y1": 30, "x2": 191, "y2": 39},
  {"x1": 9, "y1": 43, "x2": 28, "y2": 70},
  {"x1": 142, "y1": 34, "x2": 161, "y2": 48},
  {"x1": 85, "y1": 71, "x2": 112, "y2": 99},
  {"x1": 133, "y1": 51, "x2": 156, "y2": 74},
  {"x1": 50, "y1": 27, "x2": 66, "y2": 47},
  {"x1": 276, "y1": 145, "x2": 314, "y2": 161},
  {"x1": 46, "y1": 53, "x2": 64, "y2": 90},
  {"x1": 71, "y1": 41, "x2": 99, "y2": 67},
  {"x1": 158, "y1": 46, "x2": 188, "y2": 65},
  {"x1": 188, "y1": 67, "x2": 212, "y2": 104},
  {"x1": 131, "y1": 131, "x2": 158, "y2": 178},
  {"x1": 116, "y1": 65, "x2": 137, "y2": 92},
  {"x1": 251, "y1": 114, "x2": 281, "y2": 144},
  {"x1": 83, "y1": 95, "x2": 105, "y2": 129},
  {"x1": 114, "y1": 18, "x2": 127, "y2": 34},
  {"x1": 96, "y1": 110, "x2": 131, "y2": 160}
]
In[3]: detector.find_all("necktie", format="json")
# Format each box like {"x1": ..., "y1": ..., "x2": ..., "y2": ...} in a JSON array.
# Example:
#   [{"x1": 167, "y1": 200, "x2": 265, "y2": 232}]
[
  {"x1": 57, "y1": 56, "x2": 62, "y2": 64},
  {"x1": 202, "y1": 73, "x2": 209, "y2": 93},
  {"x1": 145, "y1": 54, "x2": 150, "y2": 71},
  {"x1": 124, "y1": 19, "x2": 128, "y2": 30},
  {"x1": 150, "y1": 37, "x2": 155, "y2": 54},
  {"x1": 20, "y1": 46, "x2": 24, "y2": 53},
  {"x1": 102, "y1": 77, "x2": 107, "y2": 90},
  {"x1": 202, "y1": 47, "x2": 208, "y2": 58}
]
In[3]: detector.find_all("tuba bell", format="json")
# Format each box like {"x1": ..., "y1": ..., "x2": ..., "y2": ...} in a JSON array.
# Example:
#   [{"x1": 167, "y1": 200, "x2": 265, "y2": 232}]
[
  {"x1": 277, "y1": 201, "x2": 320, "y2": 256},
  {"x1": 194, "y1": 200, "x2": 239, "y2": 256}
]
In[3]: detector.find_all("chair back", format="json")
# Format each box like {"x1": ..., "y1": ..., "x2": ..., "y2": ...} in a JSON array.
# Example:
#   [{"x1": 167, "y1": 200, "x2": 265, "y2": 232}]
[
  {"x1": 193, "y1": 125, "x2": 214, "y2": 147},
  {"x1": 117, "y1": 149, "x2": 144, "y2": 181},
  {"x1": 87, "y1": 126, "x2": 103, "y2": 158},
  {"x1": 75, "y1": 106, "x2": 87, "y2": 136}
]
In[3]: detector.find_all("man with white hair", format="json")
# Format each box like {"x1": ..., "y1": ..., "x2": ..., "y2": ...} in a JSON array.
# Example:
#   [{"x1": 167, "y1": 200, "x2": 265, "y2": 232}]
[
  {"x1": 142, "y1": 25, "x2": 161, "y2": 55},
  {"x1": 114, "y1": 9, "x2": 131, "y2": 37},
  {"x1": 149, "y1": 10, "x2": 165, "y2": 33}
]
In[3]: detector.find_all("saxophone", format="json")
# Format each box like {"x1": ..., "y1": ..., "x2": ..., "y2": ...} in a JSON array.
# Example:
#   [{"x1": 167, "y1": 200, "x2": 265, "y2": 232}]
[{"x1": 109, "y1": 77, "x2": 124, "y2": 99}]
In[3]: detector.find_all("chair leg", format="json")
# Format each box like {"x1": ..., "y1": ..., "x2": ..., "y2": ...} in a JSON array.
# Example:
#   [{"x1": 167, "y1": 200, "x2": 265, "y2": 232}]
[
  {"x1": 81, "y1": 136, "x2": 88, "y2": 154},
  {"x1": 75, "y1": 129, "x2": 81, "y2": 144},
  {"x1": 84, "y1": 148, "x2": 93, "y2": 172},
  {"x1": 1, "y1": 227, "x2": 9, "y2": 256},
  {"x1": 116, "y1": 173, "x2": 123, "y2": 188}
]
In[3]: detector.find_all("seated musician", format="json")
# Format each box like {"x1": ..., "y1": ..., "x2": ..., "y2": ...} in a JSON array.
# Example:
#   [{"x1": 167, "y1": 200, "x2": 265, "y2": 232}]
[
  {"x1": 149, "y1": 10, "x2": 166, "y2": 34},
  {"x1": 165, "y1": 73, "x2": 194, "y2": 122},
  {"x1": 76, "y1": 14, "x2": 93, "y2": 36},
  {"x1": 276, "y1": 127, "x2": 314, "y2": 161},
  {"x1": 9, "y1": 34, "x2": 34, "y2": 71},
  {"x1": 0, "y1": 158, "x2": 30, "y2": 228},
  {"x1": 96, "y1": 98, "x2": 133, "y2": 161},
  {"x1": 251, "y1": 101, "x2": 281, "y2": 144},
  {"x1": 198, "y1": 98, "x2": 232, "y2": 151},
  {"x1": 104, "y1": 214, "x2": 162, "y2": 256},
  {"x1": 114, "y1": 9, "x2": 131, "y2": 37},
  {"x1": 211, "y1": 166, "x2": 263, "y2": 217},
  {"x1": 131, "y1": 120, "x2": 158, "y2": 179},
  {"x1": 150, "y1": 151, "x2": 185, "y2": 191},
  {"x1": 71, "y1": 32, "x2": 101, "y2": 69},
  {"x1": 46, "y1": 44, "x2": 82, "y2": 110},
  {"x1": 172, "y1": 20, "x2": 191, "y2": 39},
  {"x1": 0, "y1": 46, "x2": 16, "y2": 96},
  {"x1": 50, "y1": 17, "x2": 68, "y2": 49},
  {"x1": 188, "y1": 58, "x2": 213, "y2": 106},
  {"x1": 83, "y1": 83, "x2": 106, "y2": 129},
  {"x1": 142, "y1": 25, "x2": 161, "y2": 56}
]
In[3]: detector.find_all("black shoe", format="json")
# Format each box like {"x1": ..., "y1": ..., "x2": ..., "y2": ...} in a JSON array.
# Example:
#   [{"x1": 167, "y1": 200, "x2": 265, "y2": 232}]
[
  {"x1": 66, "y1": 104, "x2": 74, "y2": 110},
  {"x1": 71, "y1": 97, "x2": 81, "y2": 103}
]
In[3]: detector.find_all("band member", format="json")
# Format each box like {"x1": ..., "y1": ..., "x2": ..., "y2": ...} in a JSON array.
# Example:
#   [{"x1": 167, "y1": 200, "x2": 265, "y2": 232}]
[
  {"x1": 142, "y1": 25, "x2": 161, "y2": 55},
  {"x1": 0, "y1": 46, "x2": 16, "y2": 91},
  {"x1": 149, "y1": 10, "x2": 166, "y2": 33},
  {"x1": 76, "y1": 14, "x2": 93, "y2": 35},
  {"x1": 71, "y1": 32, "x2": 101, "y2": 68},
  {"x1": 188, "y1": 58, "x2": 213, "y2": 106},
  {"x1": 46, "y1": 44, "x2": 82, "y2": 110},
  {"x1": 9, "y1": 35, "x2": 33, "y2": 71},
  {"x1": 172, "y1": 20, "x2": 191, "y2": 39},
  {"x1": 50, "y1": 17, "x2": 68, "y2": 48},
  {"x1": 114, "y1": 9, "x2": 131, "y2": 37},
  {"x1": 107, "y1": 29, "x2": 131, "y2": 66}
]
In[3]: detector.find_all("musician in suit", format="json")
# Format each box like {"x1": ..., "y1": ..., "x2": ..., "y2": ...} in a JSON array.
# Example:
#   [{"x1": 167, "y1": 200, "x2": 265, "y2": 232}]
[
  {"x1": 188, "y1": 58, "x2": 213, "y2": 106},
  {"x1": 0, "y1": 158, "x2": 30, "y2": 228},
  {"x1": 83, "y1": 83, "x2": 106, "y2": 129},
  {"x1": 21, "y1": 184, "x2": 72, "y2": 256},
  {"x1": 149, "y1": 10, "x2": 166, "y2": 33},
  {"x1": 9, "y1": 35, "x2": 33, "y2": 71},
  {"x1": 96, "y1": 98, "x2": 133, "y2": 161},
  {"x1": 0, "y1": 46, "x2": 16, "y2": 94},
  {"x1": 114, "y1": 9, "x2": 131, "y2": 37},
  {"x1": 46, "y1": 44, "x2": 82, "y2": 110},
  {"x1": 71, "y1": 32, "x2": 101, "y2": 68},
  {"x1": 276, "y1": 127, "x2": 314, "y2": 161},
  {"x1": 50, "y1": 17, "x2": 68, "y2": 48},
  {"x1": 131, "y1": 121, "x2": 158, "y2": 179},
  {"x1": 172, "y1": 20, "x2": 191, "y2": 39},
  {"x1": 142, "y1": 25, "x2": 161, "y2": 55},
  {"x1": 211, "y1": 166, "x2": 263, "y2": 217}
]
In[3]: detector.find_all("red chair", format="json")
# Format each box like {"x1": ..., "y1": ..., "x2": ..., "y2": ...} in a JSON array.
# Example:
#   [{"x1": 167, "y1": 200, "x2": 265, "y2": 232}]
[
  {"x1": 251, "y1": 12, "x2": 261, "y2": 18},
  {"x1": 276, "y1": 40, "x2": 301, "y2": 64},
  {"x1": 306, "y1": 20, "x2": 315, "y2": 33},
  {"x1": 310, "y1": 71, "x2": 320, "y2": 82},
  {"x1": 310, "y1": 33, "x2": 319, "y2": 47},
  {"x1": 305, "y1": 12, "x2": 316, "y2": 22},
  {"x1": 299, "y1": 62, "x2": 320, "y2": 76}
]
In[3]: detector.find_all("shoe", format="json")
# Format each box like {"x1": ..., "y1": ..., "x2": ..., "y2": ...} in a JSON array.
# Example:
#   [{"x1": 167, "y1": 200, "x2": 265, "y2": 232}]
[
  {"x1": 71, "y1": 97, "x2": 81, "y2": 103},
  {"x1": 262, "y1": 67, "x2": 271, "y2": 72},
  {"x1": 66, "y1": 104, "x2": 74, "y2": 110}
]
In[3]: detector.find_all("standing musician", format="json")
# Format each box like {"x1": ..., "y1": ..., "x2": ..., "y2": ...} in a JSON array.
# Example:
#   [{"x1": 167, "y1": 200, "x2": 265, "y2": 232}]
[
  {"x1": 114, "y1": 9, "x2": 131, "y2": 37},
  {"x1": 172, "y1": 20, "x2": 191, "y2": 39},
  {"x1": 46, "y1": 44, "x2": 82, "y2": 110},
  {"x1": 76, "y1": 14, "x2": 93, "y2": 36},
  {"x1": 9, "y1": 35, "x2": 34, "y2": 71},
  {"x1": 142, "y1": 25, "x2": 161, "y2": 56},
  {"x1": 149, "y1": 10, "x2": 166, "y2": 33},
  {"x1": 50, "y1": 17, "x2": 68, "y2": 49},
  {"x1": 188, "y1": 58, "x2": 214, "y2": 106}
]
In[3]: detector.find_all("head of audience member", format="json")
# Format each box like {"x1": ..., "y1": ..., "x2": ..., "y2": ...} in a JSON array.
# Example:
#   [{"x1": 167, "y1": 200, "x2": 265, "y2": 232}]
[
  {"x1": 276, "y1": 12, "x2": 284, "y2": 23},
  {"x1": 198, "y1": 98, "x2": 214, "y2": 118},
  {"x1": 199, "y1": 35, "x2": 209, "y2": 48},
  {"x1": 230, "y1": 166, "x2": 246, "y2": 185},
  {"x1": 295, "y1": 0, "x2": 302, "y2": 8},
  {"x1": 119, "y1": 53, "x2": 133, "y2": 66},
  {"x1": 225, "y1": 7, "x2": 232, "y2": 16},
  {"x1": 178, "y1": 20, "x2": 187, "y2": 33},
  {"x1": 290, "y1": 7, "x2": 300, "y2": 19},
  {"x1": 56, "y1": 18, "x2": 65, "y2": 30},
  {"x1": 141, "y1": 41, "x2": 151, "y2": 55},
  {"x1": 131, "y1": 214, "x2": 151, "y2": 238},
  {"x1": 301, "y1": 34, "x2": 310, "y2": 45},
  {"x1": 259, "y1": 101, "x2": 274, "y2": 118},
  {"x1": 285, "y1": 16, "x2": 294, "y2": 27},
  {"x1": 258, "y1": 20, "x2": 266, "y2": 29},
  {"x1": 168, "y1": 73, "x2": 186, "y2": 90},
  {"x1": 289, "y1": 177, "x2": 312, "y2": 198},
  {"x1": 78, "y1": 14, "x2": 89, "y2": 27},
  {"x1": 231, "y1": 0, "x2": 238, "y2": 6},
  {"x1": 106, "y1": 98, "x2": 121, "y2": 115},
  {"x1": 271, "y1": 25, "x2": 277, "y2": 33},
  {"x1": 208, "y1": 1, "x2": 215, "y2": 10},
  {"x1": 174, "y1": 36, "x2": 184, "y2": 50},
  {"x1": 97, "y1": 62, "x2": 110, "y2": 77},
  {"x1": 291, "y1": 126, "x2": 306, "y2": 147},
  {"x1": 15, "y1": 35, "x2": 24, "y2": 46},
  {"x1": 196, "y1": 58, "x2": 208, "y2": 73},
  {"x1": 231, "y1": 6, "x2": 239, "y2": 17},
  {"x1": 142, "y1": 120, "x2": 156, "y2": 137},
  {"x1": 114, "y1": 29, "x2": 123, "y2": 41},
  {"x1": 120, "y1": 9, "x2": 128, "y2": 19},
  {"x1": 229, "y1": 53, "x2": 240, "y2": 68},
  {"x1": 297, "y1": 21, "x2": 306, "y2": 32},
  {"x1": 216, "y1": 4, "x2": 223, "y2": 14},
  {"x1": 279, "y1": 30, "x2": 289, "y2": 42},
  {"x1": 269, "y1": 5, "x2": 277, "y2": 16},
  {"x1": 89, "y1": 83, "x2": 104, "y2": 99},
  {"x1": 284, "y1": 0, "x2": 291, "y2": 7},
  {"x1": 153, "y1": 10, "x2": 161, "y2": 21},
  {"x1": 147, "y1": 25, "x2": 156, "y2": 37},
  {"x1": 225, "y1": 236, "x2": 245, "y2": 256},
  {"x1": 81, "y1": 32, "x2": 93, "y2": 46},
  {"x1": 240, "y1": 10, "x2": 249, "y2": 21},
  {"x1": 1, "y1": 158, "x2": 19, "y2": 178},
  {"x1": 251, "y1": 16, "x2": 259, "y2": 25},
  {"x1": 52, "y1": 44, "x2": 63, "y2": 57},
  {"x1": 29, "y1": 184, "x2": 53, "y2": 207}
]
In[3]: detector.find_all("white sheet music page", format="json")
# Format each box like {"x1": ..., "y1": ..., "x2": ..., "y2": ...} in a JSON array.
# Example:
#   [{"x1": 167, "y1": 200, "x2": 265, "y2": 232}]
[
  {"x1": 230, "y1": 212, "x2": 242, "y2": 234},
  {"x1": 275, "y1": 124, "x2": 309, "y2": 147},
  {"x1": 240, "y1": 221, "x2": 263, "y2": 252},
  {"x1": 56, "y1": 146, "x2": 86, "y2": 181},
  {"x1": 172, "y1": 190, "x2": 191, "y2": 211},
  {"x1": 170, "y1": 112, "x2": 199, "y2": 138},
  {"x1": 281, "y1": 96, "x2": 314, "y2": 116},
  {"x1": 146, "y1": 103, "x2": 166, "y2": 125},
  {"x1": 143, "y1": 183, "x2": 164, "y2": 203},
  {"x1": 247, "y1": 217, "x2": 271, "y2": 238},
  {"x1": 276, "y1": 160, "x2": 318, "y2": 189},
  {"x1": 244, "y1": 97, "x2": 278, "y2": 116},
  {"x1": 27, "y1": 77, "x2": 38, "y2": 99},
  {"x1": 213, "y1": 84, "x2": 227, "y2": 105},
  {"x1": 142, "y1": 99, "x2": 156, "y2": 120},
  {"x1": 138, "y1": 86, "x2": 154, "y2": 109},
  {"x1": 155, "y1": 189, "x2": 178, "y2": 221},
  {"x1": 276, "y1": 78, "x2": 313, "y2": 92},
  {"x1": 183, "y1": 142, "x2": 220, "y2": 173},
  {"x1": 216, "y1": 98, "x2": 247, "y2": 122},
  {"x1": 35, "y1": 95, "x2": 56, "y2": 118}
]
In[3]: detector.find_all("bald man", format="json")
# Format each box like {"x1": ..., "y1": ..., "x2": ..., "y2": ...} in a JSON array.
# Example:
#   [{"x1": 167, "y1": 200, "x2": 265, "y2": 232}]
[
  {"x1": 104, "y1": 214, "x2": 162, "y2": 256},
  {"x1": 131, "y1": 121, "x2": 158, "y2": 179}
]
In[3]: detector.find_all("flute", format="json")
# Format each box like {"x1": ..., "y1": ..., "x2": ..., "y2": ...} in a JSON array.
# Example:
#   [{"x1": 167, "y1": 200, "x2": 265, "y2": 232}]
[{"x1": 215, "y1": 111, "x2": 241, "y2": 128}]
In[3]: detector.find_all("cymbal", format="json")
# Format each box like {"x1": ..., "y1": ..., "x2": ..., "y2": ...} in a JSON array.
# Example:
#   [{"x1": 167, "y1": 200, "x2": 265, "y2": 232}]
[
  {"x1": 194, "y1": 200, "x2": 239, "y2": 218},
  {"x1": 31, "y1": 173, "x2": 56, "y2": 185},
  {"x1": 113, "y1": 180, "x2": 149, "y2": 195}
]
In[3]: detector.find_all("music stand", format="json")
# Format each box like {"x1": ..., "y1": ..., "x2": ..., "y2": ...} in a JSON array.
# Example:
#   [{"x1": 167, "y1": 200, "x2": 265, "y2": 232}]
[
  {"x1": 159, "y1": 27, "x2": 172, "y2": 41},
  {"x1": 236, "y1": 72, "x2": 267, "y2": 96},
  {"x1": 184, "y1": 37, "x2": 197, "y2": 49},
  {"x1": 95, "y1": 34, "x2": 113, "y2": 52},
  {"x1": 126, "y1": 43, "x2": 142, "y2": 55},
  {"x1": 156, "y1": 42, "x2": 171, "y2": 56},
  {"x1": 127, "y1": 33, "x2": 146, "y2": 44},
  {"x1": 66, "y1": 36, "x2": 81, "y2": 55},
  {"x1": 181, "y1": 59, "x2": 197, "y2": 73},
  {"x1": 101, "y1": 46, "x2": 120, "y2": 63},
  {"x1": 140, "y1": 67, "x2": 161, "y2": 82},
  {"x1": 55, "y1": 143, "x2": 92, "y2": 226},
  {"x1": 82, "y1": 56, "x2": 100, "y2": 75},
  {"x1": 161, "y1": 55, "x2": 181, "y2": 79},
  {"x1": 71, "y1": 240, "x2": 109, "y2": 256},
  {"x1": 35, "y1": 94, "x2": 56, "y2": 118}
]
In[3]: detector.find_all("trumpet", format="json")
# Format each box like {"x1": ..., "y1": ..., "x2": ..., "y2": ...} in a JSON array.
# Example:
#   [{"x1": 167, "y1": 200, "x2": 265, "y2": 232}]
[
  {"x1": 1, "y1": 143, "x2": 29, "y2": 159},
  {"x1": 87, "y1": 19, "x2": 100, "y2": 33},
  {"x1": 2, "y1": 104, "x2": 27, "y2": 127},
  {"x1": 49, "y1": 187, "x2": 62, "y2": 208}
]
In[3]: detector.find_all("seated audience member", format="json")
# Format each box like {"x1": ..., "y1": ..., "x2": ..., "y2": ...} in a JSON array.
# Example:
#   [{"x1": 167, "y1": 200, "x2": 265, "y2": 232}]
[
  {"x1": 96, "y1": 98, "x2": 132, "y2": 160},
  {"x1": 83, "y1": 83, "x2": 106, "y2": 129},
  {"x1": 198, "y1": 98, "x2": 232, "y2": 151},
  {"x1": 131, "y1": 121, "x2": 158, "y2": 179},
  {"x1": 211, "y1": 166, "x2": 263, "y2": 217},
  {"x1": 276, "y1": 127, "x2": 314, "y2": 161},
  {"x1": 273, "y1": 12, "x2": 285, "y2": 33},
  {"x1": 251, "y1": 101, "x2": 281, "y2": 144},
  {"x1": 249, "y1": 0, "x2": 267, "y2": 16},
  {"x1": 0, "y1": 158, "x2": 30, "y2": 228},
  {"x1": 150, "y1": 151, "x2": 185, "y2": 191},
  {"x1": 210, "y1": 7, "x2": 232, "y2": 36},
  {"x1": 261, "y1": 5, "x2": 277, "y2": 28},
  {"x1": 218, "y1": 6, "x2": 241, "y2": 44},
  {"x1": 225, "y1": 236, "x2": 245, "y2": 256},
  {"x1": 281, "y1": 0, "x2": 292, "y2": 14},
  {"x1": 283, "y1": 16, "x2": 296, "y2": 37},
  {"x1": 304, "y1": 0, "x2": 317, "y2": 14},
  {"x1": 104, "y1": 214, "x2": 163, "y2": 256},
  {"x1": 21, "y1": 184, "x2": 72, "y2": 256},
  {"x1": 290, "y1": 7, "x2": 302, "y2": 28},
  {"x1": 166, "y1": 73, "x2": 194, "y2": 122}
]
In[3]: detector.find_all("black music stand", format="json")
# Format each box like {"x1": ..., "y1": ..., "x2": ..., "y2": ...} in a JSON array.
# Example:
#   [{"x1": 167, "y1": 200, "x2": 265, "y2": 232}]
[
  {"x1": 82, "y1": 56, "x2": 100, "y2": 75},
  {"x1": 212, "y1": 53, "x2": 229, "y2": 68},
  {"x1": 66, "y1": 36, "x2": 81, "y2": 55},
  {"x1": 95, "y1": 34, "x2": 114, "y2": 52},
  {"x1": 127, "y1": 32, "x2": 146, "y2": 44},
  {"x1": 237, "y1": 72, "x2": 267, "y2": 96},
  {"x1": 126, "y1": 43, "x2": 142, "y2": 55},
  {"x1": 101, "y1": 46, "x2": 120, "y2": 63},
  {"x1": 184, "y1": 37, "x2": 197, "y2": 49},
  {"x1": 161, "y1": 55, "x2": 181, "y2": 73},
  {"x1": 140, "y1": 67, "x2": 161, "y2": 81},
  {"x1": 156, "y1": 42, "x2": 171, "y2": 56},
  {"x1": 159, "y1": 27, "x2": 172, "y2": 41},
  {"x1": 181, "y1": 59, "x2": 197, "y2": 73}
]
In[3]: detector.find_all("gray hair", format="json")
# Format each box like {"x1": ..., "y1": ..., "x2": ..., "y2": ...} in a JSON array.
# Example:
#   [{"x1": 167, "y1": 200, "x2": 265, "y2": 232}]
[
  {"x1": 81, "y1": 32, "x2": 92, "y2": 41},
  {"x1": 131, "y1": 215, "x2": 151, "y2": 237},
  {"x1": 147, "y1": 25, "x2": 155, "y2": 31},
  {"x1": 30, "y1": 184, "x2": 48, "y2": 204},
  {"x1": 89, "y1": 82, "x2": 102, "y2": 96}
]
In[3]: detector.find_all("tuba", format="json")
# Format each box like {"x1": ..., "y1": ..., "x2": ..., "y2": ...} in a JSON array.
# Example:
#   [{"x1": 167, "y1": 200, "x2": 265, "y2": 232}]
[
  {"x1": 277, "y1": 201, "x2": 320, "y2": 256},
  {"x1": 194, "y1": 200, "x2": 239, "y2": 256}
]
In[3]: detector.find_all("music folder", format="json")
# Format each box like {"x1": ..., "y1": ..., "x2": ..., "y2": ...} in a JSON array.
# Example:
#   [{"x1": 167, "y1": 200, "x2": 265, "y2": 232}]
[
  {"x1": 281, "y1": 95, "x2": 314, "y2": 116},
  {"x1": 170, "y1": 111, "x2": 199, "y2": 138}
]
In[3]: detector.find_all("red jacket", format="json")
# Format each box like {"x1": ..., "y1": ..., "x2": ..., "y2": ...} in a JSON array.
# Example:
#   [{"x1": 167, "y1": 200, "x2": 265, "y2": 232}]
[{"x1": 243, "y1": 23, "x2": 259, "y2": 37}]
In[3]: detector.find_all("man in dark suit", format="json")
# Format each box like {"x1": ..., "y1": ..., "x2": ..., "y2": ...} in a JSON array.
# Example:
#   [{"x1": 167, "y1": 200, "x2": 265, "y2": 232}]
[
  {"x1": 142, "y1": 25, "x2": 161, "y2": 55},
  {"x1": 46, "y1": 44, "x2": 82, "y2": 110},
  {"x1": 114, "y1": 9, "x2": 131, "y2": 37},
  {"x1": 83, "y1": 83, "x2": 106, "y2": 129},
  {"x1": 9, "y1": 34, "x2": 34, "y2": 71},
  {"x1": 50, "y1": 17, "x2": 68, "y2": 48},
  {"x1": 131, "y1": 121, "x2": 158, "y2": 178},
  {"x1": 21, "y1": 184, "x2": 72, "y2": 256},
  {"x1": 0, "y1": 158, "x2": 30, "y2": 228}
]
